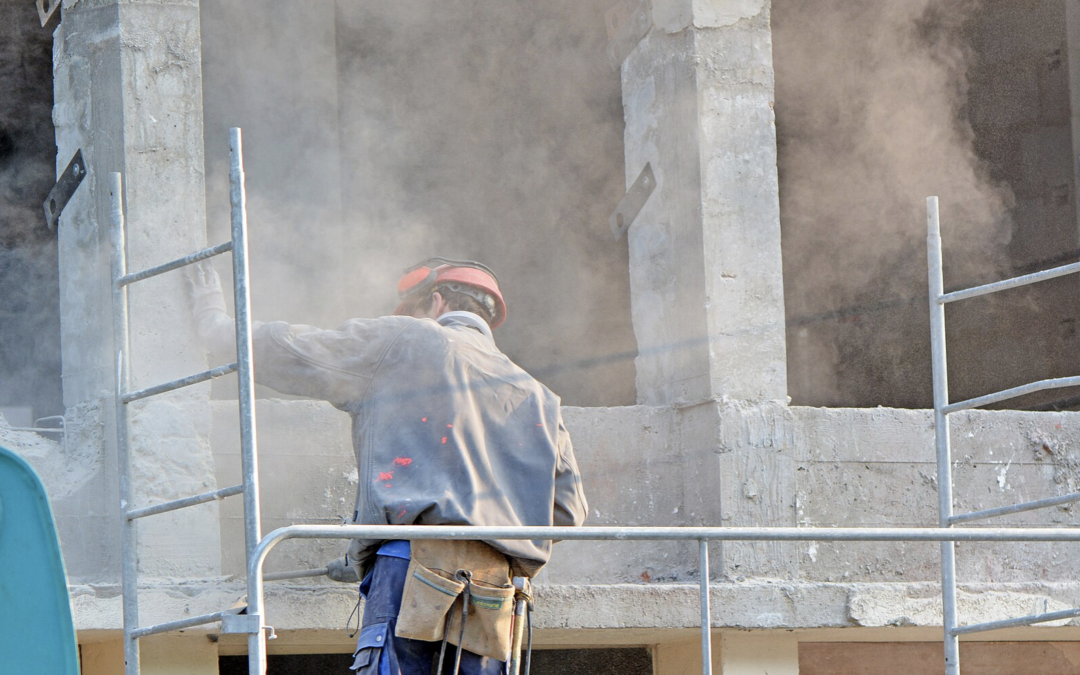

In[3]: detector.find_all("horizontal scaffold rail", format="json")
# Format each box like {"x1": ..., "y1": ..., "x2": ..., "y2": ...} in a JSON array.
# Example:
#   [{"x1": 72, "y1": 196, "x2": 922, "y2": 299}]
[
  {"x1": 130, "y1": 611, "x2": 229, "y2": 640},
  {"x1": 117, "y1": 241, "x2": 233, "y2": 287},
  {"x1": 939, "y1": 259, "x2": 1080, "y2": 304},
  {"x1": 235, "y1": 522, "x2": 1080, "y2": 675},
  {"x1": 126, "y1": 484, "x2": 244, "y2": 520},
  {"x1": 250, "y1": 525, "x2": 1080, "y2": 555},
  {"x1": 121, "y1": 362, "x2": 238, "y2": 404},
  {"x1": 255, "y1": 522, "x2": 1080, "y2": 583}
]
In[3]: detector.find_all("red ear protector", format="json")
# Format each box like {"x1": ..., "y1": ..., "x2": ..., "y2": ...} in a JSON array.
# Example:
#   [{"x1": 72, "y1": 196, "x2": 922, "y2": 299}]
[{"x1": 395, "y1": 258, "x2": 507, "y2": 328}]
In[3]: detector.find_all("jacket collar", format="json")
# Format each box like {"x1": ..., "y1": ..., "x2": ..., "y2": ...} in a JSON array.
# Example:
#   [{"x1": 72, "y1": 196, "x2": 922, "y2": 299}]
[{"x1": 437, "y1": 311, "x2": 494, "y2": 343}]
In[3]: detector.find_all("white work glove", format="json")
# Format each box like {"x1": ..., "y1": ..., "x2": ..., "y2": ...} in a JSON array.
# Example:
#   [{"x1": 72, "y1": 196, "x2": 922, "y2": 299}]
[{"x1": 186, "y1": 261, "x2": 234, "y2": 350}]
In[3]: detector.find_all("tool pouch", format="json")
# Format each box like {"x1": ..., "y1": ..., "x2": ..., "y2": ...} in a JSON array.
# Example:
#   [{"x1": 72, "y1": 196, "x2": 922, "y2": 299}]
[
  {"x1": 395, "y1": 540, "x2": 515, "y2": 661},
  {"x1": 396, "y1": 557, "x2": 465, "y2": 642}
]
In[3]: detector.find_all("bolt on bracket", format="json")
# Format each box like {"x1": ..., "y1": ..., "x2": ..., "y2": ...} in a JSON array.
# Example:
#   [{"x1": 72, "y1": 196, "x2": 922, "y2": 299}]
[
  {"x1": 43, "y1": 149, "x2": 87, "y2": 232},
  {"x1": 609, "y1": 162, "x2": 656, "y2": 241},
  {"x1": 605, "y1": 0, "x2": 652, "y2": 71}
]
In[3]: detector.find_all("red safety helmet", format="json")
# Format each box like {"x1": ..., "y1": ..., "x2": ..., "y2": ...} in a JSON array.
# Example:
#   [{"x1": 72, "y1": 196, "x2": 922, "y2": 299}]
[{"x1": 394, "y1": 257, "x2": 507, "y2": 328}]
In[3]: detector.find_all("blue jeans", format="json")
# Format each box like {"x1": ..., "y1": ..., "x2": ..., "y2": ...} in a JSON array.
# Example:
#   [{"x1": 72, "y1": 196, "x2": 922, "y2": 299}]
[{"x1": 351, "y1": 554, "x2": 505, "y2": 675}]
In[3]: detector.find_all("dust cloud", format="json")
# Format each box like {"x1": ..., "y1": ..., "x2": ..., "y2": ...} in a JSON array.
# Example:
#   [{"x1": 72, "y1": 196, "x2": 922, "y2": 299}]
[
  {"x1": 199, "y1": 0, "x2": 636, "y2": 406},
  {"x1": 0, "y1": 4, "x2": 62, "y2": 420},
  {"x1": 774, "y1": 0, "x2": 1020, "y2": 407}
]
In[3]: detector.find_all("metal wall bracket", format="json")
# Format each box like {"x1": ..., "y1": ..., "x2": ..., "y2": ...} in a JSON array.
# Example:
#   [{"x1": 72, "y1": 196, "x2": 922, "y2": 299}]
[
  {"x1": 36, "y1": 0, "x2": 61, "y2": 27},
  {"x1": 43, "y1": 149, "x2": 87, "y2": 232},
  {"x1": 605, "y1": 0, "x2": 652, "y2": 71},
  {"x1": 609, "y1": 162, "x2": 656, "y2": 240},
  {"x1": 221, "y1": 612, "x2": 261, "y2": 635}
]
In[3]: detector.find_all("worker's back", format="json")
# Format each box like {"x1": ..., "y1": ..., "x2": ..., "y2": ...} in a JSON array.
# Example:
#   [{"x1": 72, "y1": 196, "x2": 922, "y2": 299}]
[{"x1": 341, "y1": 313, "x2": 586, "y2": 577}]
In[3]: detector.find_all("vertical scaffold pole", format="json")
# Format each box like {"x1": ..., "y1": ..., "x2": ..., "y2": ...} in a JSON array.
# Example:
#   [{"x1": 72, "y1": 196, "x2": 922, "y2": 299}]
[
  {"x1": 700, "y1": 539, "x2": 713, "y2": 675},
  {"x1": 228, "y1": 128, "x2": 265, "y2": 675},
  {"x1": 927, "y1": 196, "x2": 960, "y2": 675},
  {"x1": 110, "y1": 173, "x2": 141, "y2": 675}
]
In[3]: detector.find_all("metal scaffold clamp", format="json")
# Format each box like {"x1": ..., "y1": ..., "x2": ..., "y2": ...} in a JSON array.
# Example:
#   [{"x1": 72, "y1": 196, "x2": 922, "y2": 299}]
[{"x1": 221, "y1": 611, "x2": 275, "y2": 641}]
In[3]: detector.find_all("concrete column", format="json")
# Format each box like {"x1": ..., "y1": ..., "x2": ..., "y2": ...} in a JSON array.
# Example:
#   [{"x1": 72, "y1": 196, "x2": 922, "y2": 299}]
[
  {"x1": 720, "y1": 632, "x2": 798, "y2": 675},
  {"x1": 623, "y1": 0, "x2": 786, "y2": 406},
  {"x1": 53, "y1": 0, "x2": 220, "y2": 577},
  {"x1": 654, "y1": 637, "x2": 723, "y2": 675}
]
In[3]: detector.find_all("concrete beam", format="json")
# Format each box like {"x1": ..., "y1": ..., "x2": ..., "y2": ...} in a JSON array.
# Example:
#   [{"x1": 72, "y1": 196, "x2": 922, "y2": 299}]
[
  {"x1": 622, "y1": 0, "x2": 786, "y2": 406},
  {"x1": 68, "y1": 579, "x2": 1080, "y2": 640}
]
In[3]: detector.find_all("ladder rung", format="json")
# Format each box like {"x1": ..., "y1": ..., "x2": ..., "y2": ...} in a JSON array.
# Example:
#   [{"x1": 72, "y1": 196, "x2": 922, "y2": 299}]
[
  {"x1": 126, "y1": 484, "x2": 243, "y2": 520},
  {"x1": 950, "y1": 491, "x2": 1080, "y2": 524},
  {"x1": 118, "y1": 241, "x2": 233, "y2": 288},
  {"x1": 122, "y1": 362, "x2": 238, "y2": 404},
  {"x1": 130, "y1": 610, "x2": 228, "y2": 640},
  {"x1": 940, "y1": 259, "x2": 1080, "y2": 305},
  {"x1": 951, "y1": 606, "x2": 1080, "y2": 636},
  {"x1": 943, "y1": 375, "x2": 1080, "y2": 414}
]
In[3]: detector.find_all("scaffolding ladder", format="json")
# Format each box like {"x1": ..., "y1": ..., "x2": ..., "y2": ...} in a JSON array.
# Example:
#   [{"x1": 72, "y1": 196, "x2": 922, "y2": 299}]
[
  {"x1": 110, "y1": 128, "x2": 263, "y2": 675},
  {"x1": 926, "y1": 195, "x2": 1080, "y2": 675}
]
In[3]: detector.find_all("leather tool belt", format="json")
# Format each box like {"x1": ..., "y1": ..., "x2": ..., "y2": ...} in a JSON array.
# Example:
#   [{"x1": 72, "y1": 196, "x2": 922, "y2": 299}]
[{"x1": 395, "y1": 539, "x2": 516, "y2": 661}]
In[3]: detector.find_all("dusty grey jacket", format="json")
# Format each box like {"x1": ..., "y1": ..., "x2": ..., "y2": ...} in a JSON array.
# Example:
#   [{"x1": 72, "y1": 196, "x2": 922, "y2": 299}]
[{"x1": 199, "y1": 306, "x2": 588, "y2": 577}]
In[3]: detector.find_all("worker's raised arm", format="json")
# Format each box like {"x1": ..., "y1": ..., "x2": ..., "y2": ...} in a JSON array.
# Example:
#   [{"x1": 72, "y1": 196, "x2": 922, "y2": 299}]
[{"x1": 186, "y1": 261, "x2": 400, "y2": 407}]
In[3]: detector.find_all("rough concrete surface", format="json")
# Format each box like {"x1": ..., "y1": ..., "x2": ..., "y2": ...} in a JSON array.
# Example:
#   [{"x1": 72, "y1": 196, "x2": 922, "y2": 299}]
[
  {"x1": 49, "y1": 399, "x2": 1047, "y2": 640},
  {"x1": 203, "y1": 400, "x2": 1080, "y2": 586},
  {"x1": 53, "y1": 0, "x2": 220, "y2": 580},
  {"x1": 622, "y1": 3, "x2": 786, "y2": 406}
]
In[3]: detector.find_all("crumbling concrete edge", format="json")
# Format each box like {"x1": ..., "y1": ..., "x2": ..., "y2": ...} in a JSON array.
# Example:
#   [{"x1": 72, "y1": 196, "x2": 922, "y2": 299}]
[{"x1": 70, "y1": 580, "x2": 1080, "y2": 635}]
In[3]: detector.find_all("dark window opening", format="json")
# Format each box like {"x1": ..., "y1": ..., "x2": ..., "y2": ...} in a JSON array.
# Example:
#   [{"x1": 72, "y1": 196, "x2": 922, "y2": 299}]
[
  {"x1": 219, "y1": 647, "x2": 653, "y2": 674},
  {"x1": 0, "y1": 5, "x2": 62, "y2": 426}
]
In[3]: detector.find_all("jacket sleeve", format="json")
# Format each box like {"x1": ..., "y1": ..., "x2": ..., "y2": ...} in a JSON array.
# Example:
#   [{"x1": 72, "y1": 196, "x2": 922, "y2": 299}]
[
  {"x1": 195, "y1": 295, "x2": 406, "y2": 407},
  {"x1": 552, "y1": 417, "x2": 588, "y2": 528},
  {"x1": 247, "y1": 320, "x2": 407, "y2": 407}
]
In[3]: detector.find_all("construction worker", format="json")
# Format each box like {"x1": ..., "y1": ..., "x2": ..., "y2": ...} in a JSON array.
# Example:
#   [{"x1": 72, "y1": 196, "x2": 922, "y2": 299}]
[{"x1": 188, "y1": 257, "x2": 588, "y2": 675}]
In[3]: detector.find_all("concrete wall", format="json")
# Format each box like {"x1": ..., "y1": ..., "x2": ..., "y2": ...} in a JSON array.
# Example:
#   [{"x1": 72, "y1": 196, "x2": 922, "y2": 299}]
[
  {"x1": 41, "y1": 398, "x2": 1080, "y2": 655},
  {"x1": 194, "y1": 400, "x2": 1080, "y2": 634}
]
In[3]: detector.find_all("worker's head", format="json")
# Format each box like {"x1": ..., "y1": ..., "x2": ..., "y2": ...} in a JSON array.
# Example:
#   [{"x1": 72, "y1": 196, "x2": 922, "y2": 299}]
[{"x1": 394, "y1": 258, "x2": 506, "y2": 328}]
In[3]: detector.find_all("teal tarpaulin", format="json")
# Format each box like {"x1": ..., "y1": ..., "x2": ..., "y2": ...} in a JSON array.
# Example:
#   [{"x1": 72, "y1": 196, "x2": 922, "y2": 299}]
[{"x1": 0, "y1": 445, "x2": 80, "y2": 673}]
